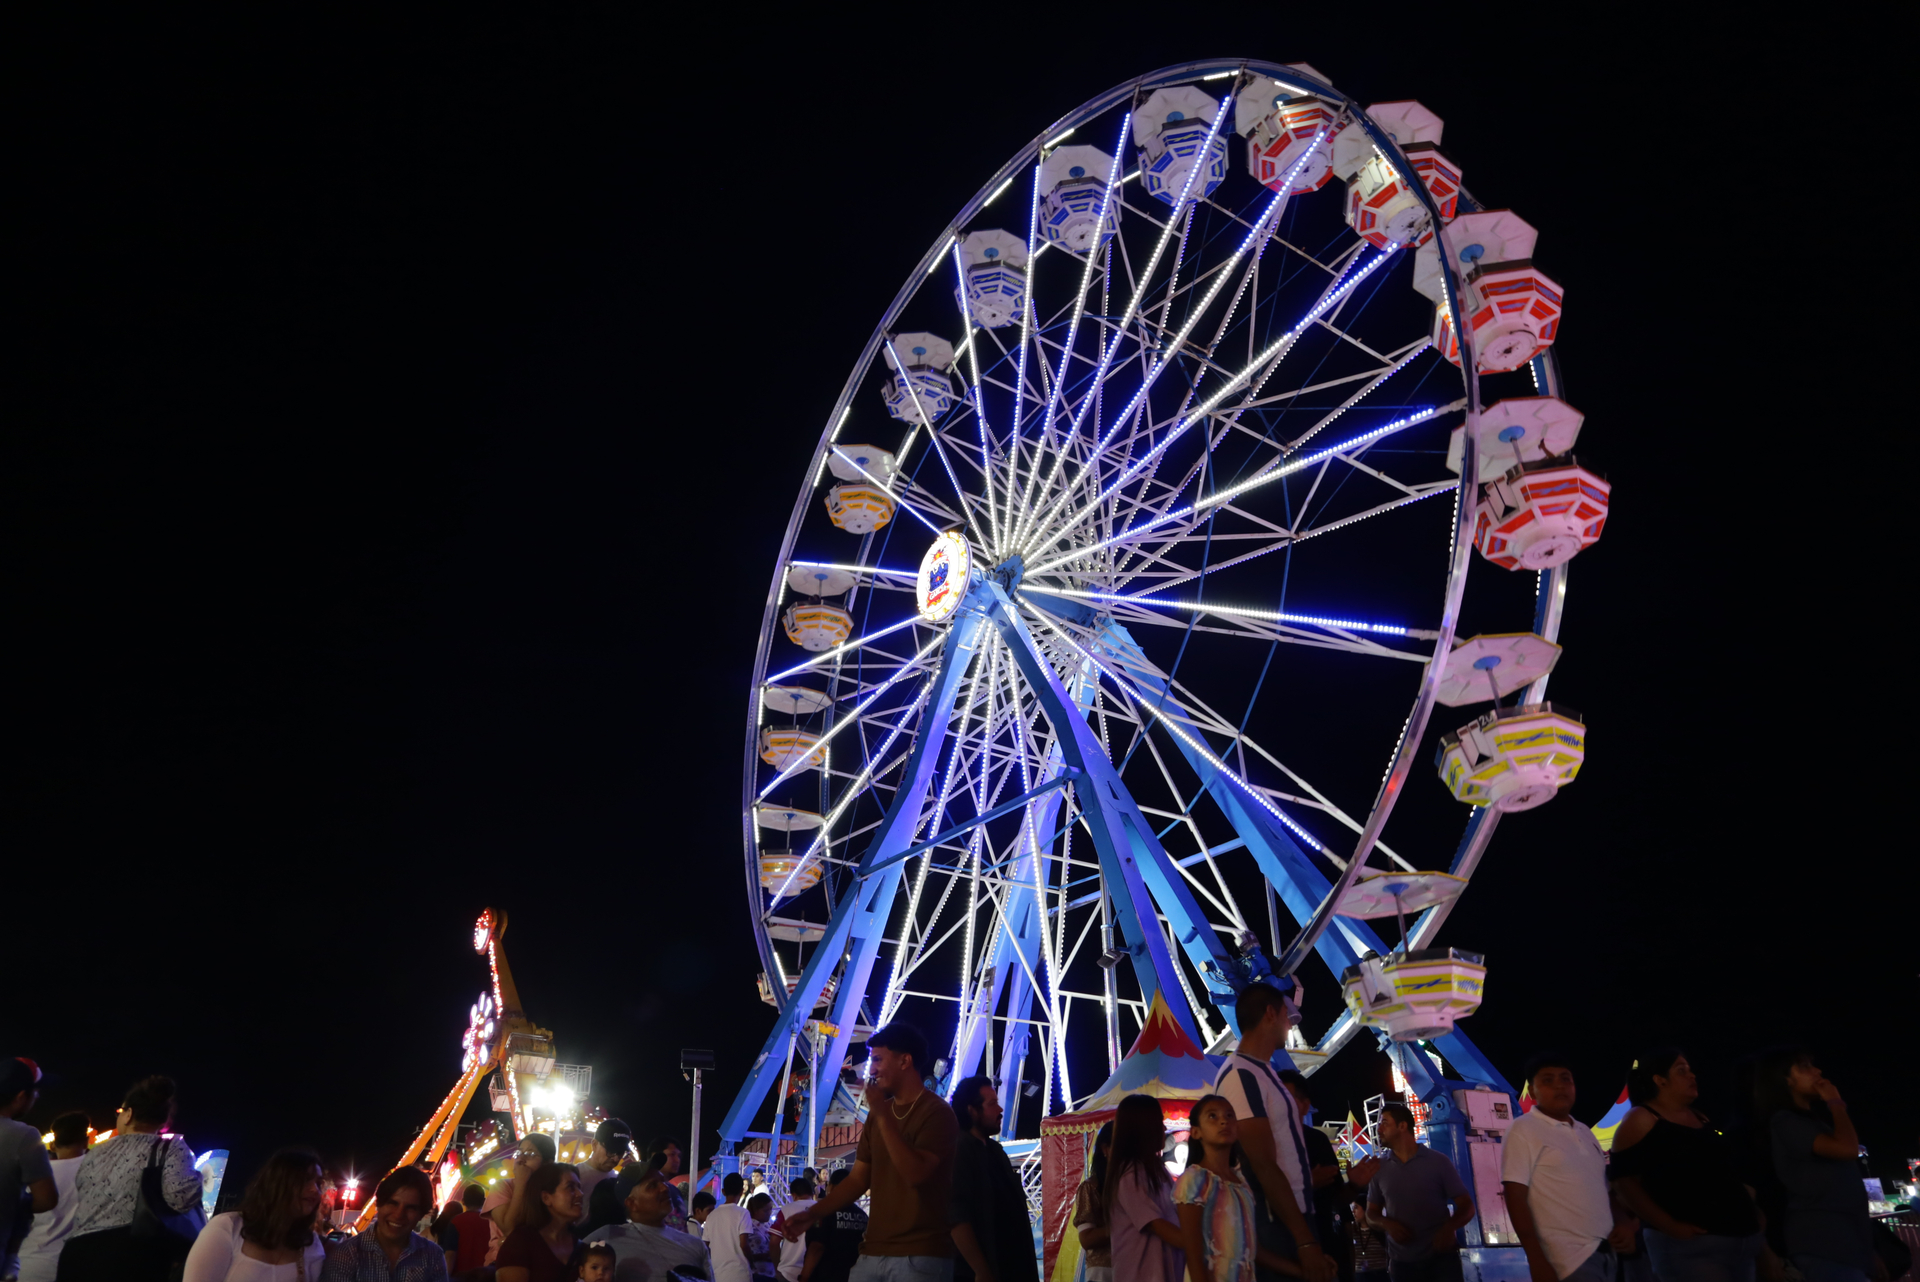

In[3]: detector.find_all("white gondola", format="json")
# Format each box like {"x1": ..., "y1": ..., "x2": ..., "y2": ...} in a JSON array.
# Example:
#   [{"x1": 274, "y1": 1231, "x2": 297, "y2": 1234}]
[
  {"x1": 1435, "y1": 633, "x2": 1563, "y2": 707},
  {"x1": 824, "y1": 483, "x2": 895, "y2": 535},
  {"x1": 954, "y1": 230, "x2": 1029, "y2": 328},
  {"x1": 881, "y1": 333, "x2": 957, "y2": 424},
  {"x1": 1133, "y1": 86, "x2": 1226, "y2": 207},
  {"x1": 760, "y1": 685, "x2": 833, "y2": 717},
  {"x1": 826, "y1": 444, "x2": 896, "y2": 484},
  {"x1": 1038, "y1": 144, "x2": 1121, "y2": 254},
  {"x1": 1419, "y1": 210, "x2": 1564, "y2": 374},
  {"x1": 1337, "y1": 101, "x2": 1460, "y2": 250},
  {"x1": 754, "y1": 803, "x2": 824, "y2": 832},
  {"x1": 1474, "y1": 456, "x2": 1609, "y2": 570},
  {"x1": 783, "y1": 601, "x2": 853, "y2": 652},
  {"x1": 759, "y1": 727, "x2": 825, "y2": 772},
  {"x1": 1236, "y1": 65, "x2": 1341, "y2": 194},
  {"x1": 1435, "y1": 702, "x2": 1585, "y2": 811},
  {"x1": 786, "y1": 564, "x2": 858, "y2": 597},
  {"x1": 1446, "y1": 397, "x2": 1585, "y2": 482}
]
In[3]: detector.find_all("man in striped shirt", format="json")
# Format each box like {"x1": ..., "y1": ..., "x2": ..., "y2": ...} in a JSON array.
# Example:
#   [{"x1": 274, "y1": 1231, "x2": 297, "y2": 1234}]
[{"x1": 1212, "y1": 981, "x2": 1335, "y2": 1282}]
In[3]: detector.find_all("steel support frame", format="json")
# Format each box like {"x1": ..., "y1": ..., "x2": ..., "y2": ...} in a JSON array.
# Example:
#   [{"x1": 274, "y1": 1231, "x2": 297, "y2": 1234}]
[
  {"x1": 717, "y1": 611, "x2": 988, "y2": 1150},
  {"x1": 982, "y1": 582, "x2": 1243, "y2": 1046}
]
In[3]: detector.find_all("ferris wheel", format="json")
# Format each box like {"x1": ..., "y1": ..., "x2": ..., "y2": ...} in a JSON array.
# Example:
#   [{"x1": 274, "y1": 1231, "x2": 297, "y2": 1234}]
[{"x1": 718, "y1": 58, "x2": 1607, "y2": 1155}]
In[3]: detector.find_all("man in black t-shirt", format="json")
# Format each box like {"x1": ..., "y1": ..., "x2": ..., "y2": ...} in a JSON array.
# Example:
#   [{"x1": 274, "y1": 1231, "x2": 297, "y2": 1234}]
[
  {"x1": 800, "y1": 1169, "x2": 868, "y2": 1282},
  {"x1": 1281, "y1": 1070, "x2": 1352, "y2": 1276}
]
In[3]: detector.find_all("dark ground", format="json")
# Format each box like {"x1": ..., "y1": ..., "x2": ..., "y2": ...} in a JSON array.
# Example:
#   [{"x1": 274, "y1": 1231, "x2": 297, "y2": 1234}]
[{"x1": 10, "y1": 10, "x2": 1913, "y2": 1188}]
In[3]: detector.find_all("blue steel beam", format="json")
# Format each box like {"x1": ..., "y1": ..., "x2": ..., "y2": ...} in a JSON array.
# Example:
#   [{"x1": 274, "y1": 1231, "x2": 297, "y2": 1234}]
[
  {"x1": 862, "y1": 771, "x2": 1081, "y2": 879},
  {"x1": 716, "y1": 609, "x2": 987, "y2": 1148},
  {"x1": 983, "y1": 582, "x2": 1239, "y2": 1048},
  {"x1": 1094, "y1": 618, "x2": 1511, "y2": 1092}
]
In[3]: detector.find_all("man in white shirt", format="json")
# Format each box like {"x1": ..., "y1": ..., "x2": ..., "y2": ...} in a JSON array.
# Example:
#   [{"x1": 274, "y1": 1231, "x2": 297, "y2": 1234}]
[
  {"x1": 1501, "y1": 1054, "x2": 1627, "y2": 1282},
  {"x1": 705, "y1": 1172, "x2": 753, "y2": 1282},
  {"x1": 17, "y1": 1111, "x2": 88, "y2": 1282},
  {"x1": 1212, "y1": 980, "x2": 1336, "y2": 1282},
  {"x1": 771, "y1": 1178, "x2": 814, "y2": 1282}
]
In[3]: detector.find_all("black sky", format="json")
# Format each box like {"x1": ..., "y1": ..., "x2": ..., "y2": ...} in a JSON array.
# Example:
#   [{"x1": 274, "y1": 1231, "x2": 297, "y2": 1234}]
[{"x1": 10, "y1": 10, "x2": 1913, "y2": 1187}]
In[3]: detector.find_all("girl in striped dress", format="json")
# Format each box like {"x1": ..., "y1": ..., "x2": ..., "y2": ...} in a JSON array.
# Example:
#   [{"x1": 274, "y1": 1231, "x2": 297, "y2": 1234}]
[{"x1": 1174, "y1": 1095, "x2": 1301, "y2": 1282}]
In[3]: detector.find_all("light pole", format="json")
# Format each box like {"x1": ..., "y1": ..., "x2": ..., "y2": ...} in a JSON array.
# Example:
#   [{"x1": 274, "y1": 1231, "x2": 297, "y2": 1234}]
[{"x1": 681, "y1": 1049, "x2": 714, "y2": 1203}]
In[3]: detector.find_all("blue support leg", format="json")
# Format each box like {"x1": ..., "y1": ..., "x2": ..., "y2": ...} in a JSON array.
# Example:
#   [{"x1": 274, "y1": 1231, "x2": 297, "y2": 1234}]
[{"x1": 717, "y1": 610, "x2": 988, "y2": 1148}]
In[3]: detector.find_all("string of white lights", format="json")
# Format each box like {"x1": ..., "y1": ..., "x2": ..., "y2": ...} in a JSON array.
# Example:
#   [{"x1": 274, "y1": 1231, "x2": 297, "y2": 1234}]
[{"x1": 1037, "y1": 587, "x2": 1412, "y2": 635}]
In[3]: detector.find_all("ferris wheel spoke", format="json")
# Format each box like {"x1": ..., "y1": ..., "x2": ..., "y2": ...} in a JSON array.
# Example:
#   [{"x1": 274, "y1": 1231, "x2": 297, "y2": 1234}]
[
  {"x1": 1019, "y1": 186, "x2": 1289, "y2": 554},
  {"x1": 948, "y1": 248, "x2": 1005, "y2": 552},
  {"x1": 1025, "y1": 245, "x2": 1403, "y2": 561},
  {"x1": 1027, "y1": 400, "x2": 1461, "y2": 580},
  {"x1": 758, "y1": 632, "x2": 948, "y2": 801}
]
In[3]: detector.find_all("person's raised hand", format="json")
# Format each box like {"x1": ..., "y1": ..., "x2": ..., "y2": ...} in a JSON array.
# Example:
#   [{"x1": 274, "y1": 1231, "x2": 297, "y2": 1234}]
[
  {"x1": 781, "y1": 1204, "x2": 819, "y2": 1240},
  {"x1": 1813, "y1": 1076, "x2": 1843, "y2": 1106},
  {"x1": 1381, "y1": 1218, "x2": 1413, "y2": 1245}
]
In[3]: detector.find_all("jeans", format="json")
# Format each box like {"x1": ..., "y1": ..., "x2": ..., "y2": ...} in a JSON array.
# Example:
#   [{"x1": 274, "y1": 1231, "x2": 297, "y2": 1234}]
[
  {"x1": 851, "y1": 1255, "x2": 957, "y2": 1282},
  {"x1": 1792, "y1": 1258, "x2": 1870, "y2": 1282},
  {"x1": 1253, "y1": 1197, "x2": 1299, "y2": 1282},
  {"x1": 1387, "y1": 1252, "x2": 1464, "y2": 1282},
  {"x1": 1643, "y1": 1230, "x2": 1763, "y2": 1282},
  {"x1": 1562, "y1": 1247, "x2": 1617, "y2": 1282}
]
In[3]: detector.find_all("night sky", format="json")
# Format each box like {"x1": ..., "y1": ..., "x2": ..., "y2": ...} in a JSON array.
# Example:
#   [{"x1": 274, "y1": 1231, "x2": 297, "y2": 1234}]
[{"x1": 12, "y1": 12, "x2": 1912, "y2": 1189}]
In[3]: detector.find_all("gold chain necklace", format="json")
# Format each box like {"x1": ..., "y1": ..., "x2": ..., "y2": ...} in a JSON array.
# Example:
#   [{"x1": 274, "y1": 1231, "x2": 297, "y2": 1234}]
[{"x1": 890, "y1": 1092, "x2": 920, "y2": 1121}]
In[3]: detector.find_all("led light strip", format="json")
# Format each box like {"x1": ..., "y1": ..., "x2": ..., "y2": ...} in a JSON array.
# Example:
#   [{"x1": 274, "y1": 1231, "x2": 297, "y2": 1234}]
[{"x1": 1038, "y1": 587, "x2": 1411, "y2": 635}]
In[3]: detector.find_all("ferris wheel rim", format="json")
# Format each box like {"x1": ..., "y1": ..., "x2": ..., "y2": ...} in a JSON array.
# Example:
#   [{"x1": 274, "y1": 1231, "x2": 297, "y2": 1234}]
[{"x1": 738, "y1": 56, "x2": 1541, "y2": 1028}]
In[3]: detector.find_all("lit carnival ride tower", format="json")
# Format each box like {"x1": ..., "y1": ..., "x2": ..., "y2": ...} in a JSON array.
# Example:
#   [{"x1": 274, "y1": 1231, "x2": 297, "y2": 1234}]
[{"x1": 353, "y1": 908, "x2": 584, "y2": 1230}]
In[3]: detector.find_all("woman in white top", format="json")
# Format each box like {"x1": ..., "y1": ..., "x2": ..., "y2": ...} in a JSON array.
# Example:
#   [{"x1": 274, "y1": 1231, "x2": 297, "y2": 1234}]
[{"x1": 183, "y1": 1147, "x2": 330, "y2": 1281}]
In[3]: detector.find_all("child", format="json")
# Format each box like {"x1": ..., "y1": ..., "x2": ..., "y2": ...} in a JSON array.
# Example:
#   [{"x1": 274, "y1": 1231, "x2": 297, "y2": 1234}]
[
  {"x1": 581, "y1": 1239, "x2": 618, "y2": 1281},
  {"x1": 1174, "y1": 1095, "x2": 1300, "y2": 1282},
  {"x1": 743, "y1": 1192, "x2": 781, "y2": 1281},
  {"x1": 1107, "y1": 1094, "x2": 1185, "y2": 1282},
  {"x1": 1073, "y1": 1122, "x2": 1115, "y2": 1282},
  {"x1": 689, "y1": 1190, "x2": 717, "y2": 1240}
]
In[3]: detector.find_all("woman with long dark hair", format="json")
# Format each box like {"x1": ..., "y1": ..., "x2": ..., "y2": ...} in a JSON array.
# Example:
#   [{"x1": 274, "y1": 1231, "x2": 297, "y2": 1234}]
[
  {"x1": 494, "y1": 1162, "x2": 585, "y2": 1282},
  {"x1": 1753, "y1": 1048, "x2": 1879, "y2": 1282},
  {"x1": 182, "y1": 1147, "x2": 329, "y2": 1280},
  {"x1": 1074, "y1": 1122, "x2": 1115, "y2": 1282},
  {"x1": 57, "y1": 1075, "x2": 202, "y2": 1281},
  {"x1": 1106, "y1": 1095, "x2": 1184, "y2": 1282},
  {"x1": 1609, "y1": 1049, "x2": 1763, "y2": 1282}
]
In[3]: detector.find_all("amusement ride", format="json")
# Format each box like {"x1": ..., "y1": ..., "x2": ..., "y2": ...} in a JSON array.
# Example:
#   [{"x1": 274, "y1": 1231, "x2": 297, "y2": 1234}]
[
  {"x1": 723, "y1": 57, "x2": 1606, "y2": 1262},
  {"x1": 356, "y1": 909, "x2": 603, "y2": 1230}
]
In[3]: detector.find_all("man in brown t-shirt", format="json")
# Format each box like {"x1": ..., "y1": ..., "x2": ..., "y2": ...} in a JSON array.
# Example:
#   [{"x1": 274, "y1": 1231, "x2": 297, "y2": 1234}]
[{"x1": 783, "y1": 1022, "x2": 959, "y2": 1282}]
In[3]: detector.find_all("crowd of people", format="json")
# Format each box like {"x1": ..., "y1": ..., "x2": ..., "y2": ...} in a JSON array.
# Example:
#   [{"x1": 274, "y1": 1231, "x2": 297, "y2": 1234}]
[{"x1": 2, "y1": 997, "x2": 1896, "y2": 1282}]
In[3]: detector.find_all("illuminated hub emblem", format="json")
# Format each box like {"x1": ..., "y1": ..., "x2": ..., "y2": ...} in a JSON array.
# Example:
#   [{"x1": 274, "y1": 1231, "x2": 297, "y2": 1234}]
[
  {"x1": 472, "y1": 908, "x2": 495, "y2": 954},
  {"x1": 916, "y1": 531, "x2": 972, "y2": 623}
]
